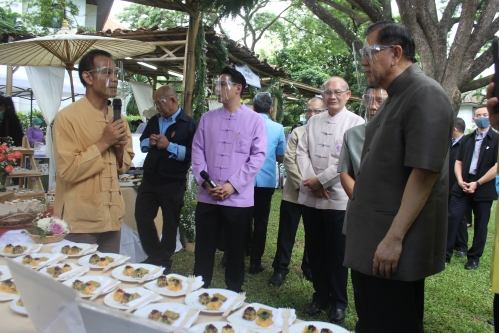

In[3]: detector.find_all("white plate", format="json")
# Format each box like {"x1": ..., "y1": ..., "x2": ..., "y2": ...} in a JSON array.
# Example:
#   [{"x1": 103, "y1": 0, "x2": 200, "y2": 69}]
[
  {"x1": 189, "y1": 321, "x2": 248, "y2": 333},
  {"x1": 184, "y1": 289, "x2": 244, "y2": 314},
  {"x1": 144, "y1": 274, "x2": 203, "y2": 297},
  {"x1": 134, "y1": 302, "x2": 200, "y2": 328},
  {"x1": 77, "y1": 253, "x2": 124, "y2": 269},
  {"x1": 119, "y1": 181, "x2": 134, "y2": 187},
  {"x1": 51, "y1": 243, "x2": 96, "y2": 257},
  {"x1": 0, "y1": 265, "x2": 12, "y2": 281},
  {"x1": 12, "y1": 253, "x2": 55, "y2": 268},
  {"x1": 103, "y1": 287, "x2": 161, "y2": 310},
  {"x1": 227, "y1": 303, "x2": 297, "y2": 333},
  {"x1": 62, "y1": 275, "x2": 118, "y2": 298},
  {"x1": 111, "y1": 263, "x2": 162, "y2": 282},
  {"x1": 10, "y1": 296, "x2": 27, "y2": 316},
  {"x1": 0, "y1": 243, "x2": 41, "y2": 257},
  {"x1": 40, "y1": 263, "x2": 87, "y2": 280},
  {"x1": 289, "y1": 321, "x2": 349, "y2": 333}
]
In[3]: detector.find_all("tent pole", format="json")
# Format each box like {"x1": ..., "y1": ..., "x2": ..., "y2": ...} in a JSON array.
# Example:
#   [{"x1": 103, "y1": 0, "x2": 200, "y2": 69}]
[
  {"x1": 30, "y1": 90, "x2": 33, "y2": 126},
  {"x1": 183, "y1": 7, "x2": 199, "y2": 117},
  {"x1": 67, "y1": 67, "x2": 75, "y2": 102},
  {"x1": 6, "y1": 66, "x2": 13, "y2": 96}
]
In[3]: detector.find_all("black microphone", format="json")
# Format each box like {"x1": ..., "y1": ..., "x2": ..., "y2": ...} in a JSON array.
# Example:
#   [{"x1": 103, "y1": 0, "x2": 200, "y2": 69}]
[
  {"x1": 113, "y1": 98, "x2": 122, "y2": 121},
  {"x1": 200, "y1": 170, "x2": 217, "y2": 188}
]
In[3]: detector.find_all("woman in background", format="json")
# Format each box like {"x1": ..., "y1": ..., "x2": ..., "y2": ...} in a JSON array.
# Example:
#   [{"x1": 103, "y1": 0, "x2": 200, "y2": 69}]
[
  {"x1": 26, "y1": 117, "x2": 45, "y2": 147},
  {"x1": 0, "y1": 93, "x2": 23, "y2": 146}
]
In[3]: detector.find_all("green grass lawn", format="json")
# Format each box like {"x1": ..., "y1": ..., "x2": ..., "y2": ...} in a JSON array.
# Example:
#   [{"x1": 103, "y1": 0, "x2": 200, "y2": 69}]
[{"x1": 171, "y1": 191, "x2": 497, "y2": 333}]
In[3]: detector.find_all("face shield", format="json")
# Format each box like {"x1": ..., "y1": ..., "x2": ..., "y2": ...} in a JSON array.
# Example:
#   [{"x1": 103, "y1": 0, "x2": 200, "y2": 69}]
[
  {"x1": 89, "y1": 58, "x2": 121, "y2": 99},
  {"x1": 362, "y1": 88, "x2": 388, "y2": 121},
  {"x1": 358, "y1": 38, "x2": 396, "y2": 86},
  {"x1": 213, "y1": 75, "x2": 235, "y2": 102}
]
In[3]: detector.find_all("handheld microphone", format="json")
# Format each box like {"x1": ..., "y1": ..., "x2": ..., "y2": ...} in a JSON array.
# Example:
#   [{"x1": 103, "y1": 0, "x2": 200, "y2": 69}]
[
  {"x1": 113, "y1": 98, "x2": 122, "y2": 121},
  {"x1": 200, "y1": 171, "x2": 217, "y2": 188}
]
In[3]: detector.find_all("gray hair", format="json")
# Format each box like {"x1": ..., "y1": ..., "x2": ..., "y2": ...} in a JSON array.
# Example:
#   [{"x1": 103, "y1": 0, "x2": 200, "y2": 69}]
[
  {"x1": 308, "y1": 97, "x2": 324, "y2": 107},
  {"x1": 322, "y1": 77, "x2": 349, "y2": 91},
  {"x1": 253, "y1": 92, "x2": 273, "y2": 113}
]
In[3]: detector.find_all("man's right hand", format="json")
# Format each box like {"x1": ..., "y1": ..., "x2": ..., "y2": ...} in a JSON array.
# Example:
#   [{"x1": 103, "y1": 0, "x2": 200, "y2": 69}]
[
  {"x1": 204, "y1": 181, "x2": 221, "y2": 197},
  {"x1": 149, "y1": 134, "x2": 159, "y2": 147},
  {"x1": 96, "y1": 119, "x2": 127, "y2": 153}
]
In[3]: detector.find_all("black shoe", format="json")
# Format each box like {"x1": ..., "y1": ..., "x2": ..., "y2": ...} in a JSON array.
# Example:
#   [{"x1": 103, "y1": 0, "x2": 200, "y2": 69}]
[
  {"x1": 249, "y1": 264, "x2": 266, "y2": 274},
  {"x1": 488, "y1": 319, "x2": 495, "y2": 326},
  {"x1": 269, "y1": 273, "x2": 286, "y2": 286},
  {"x1": 455, "y1": 251, "x2": 466, "y2": 258},
  {"x1": 329, "y1": 308, "x2": 346, "y2": 324},
  {"x1": 304, "y1": 301, "x2": 329, "y2": 316},
  {"x1": 465, "y1": 260, "x2": 479, "y2": 270},
  {"x1": 445, "y1": 257, "x2": 450, "y2": 264},
  {"x1": 221, "y1": 252, "x2": 227, "y2": 267},
  {"x1": 303, "y1": 271, "x2": 313, "y2": 282}
]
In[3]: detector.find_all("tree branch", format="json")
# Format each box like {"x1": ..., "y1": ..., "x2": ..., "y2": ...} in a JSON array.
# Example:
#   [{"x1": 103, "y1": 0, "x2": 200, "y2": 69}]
[
  {"x1": 319, "y1": 0, "x2": 369, "y2": 24},
  {"x1": 463, "y1": 0, "x2": 499, "y2": 63},
  {"x1": 302, "y1": 0, "x2": 363, "y2": 51},
  {"x1": 461, "y1": 44, "x2": 494, "y2": 88},
  {"x1": 254, "y1": 5, "x2": 292, "y2": 46},
  {"x1": 440, "y1": 0, "x2": 461, "y2": 32},
  {"x1": 461, "y1": 76, "x2": 491, "y2": 93},
  {"x1": 349, "y1": 0, "x2": 386, "y2": 22}
]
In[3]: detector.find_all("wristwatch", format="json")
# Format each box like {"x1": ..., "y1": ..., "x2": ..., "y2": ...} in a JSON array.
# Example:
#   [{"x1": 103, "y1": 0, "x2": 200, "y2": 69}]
[{"x1": 476, "y1": 180, "x2": 481, "y2": 187}]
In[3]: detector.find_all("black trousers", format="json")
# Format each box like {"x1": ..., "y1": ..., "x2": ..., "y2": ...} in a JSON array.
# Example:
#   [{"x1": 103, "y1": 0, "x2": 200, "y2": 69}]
[
  {"x1": 135, "y1": 179, "x2": 185, "y2": 269},
  {"x1": 302, "y1": 206, "x2": 347, "y2": 309},
  {"x1": 249, "y1": 187, "x2": 275, "y2": 265},
  {"x1": 446, "y1": 192, "x2": 493, "y2": 261},
  {"x1": 454, "y1": 206, "x2": 473, "y2": 252},
  {"x1": 193, "y1": 202, "x2": 252, "y2": 292},
  {"x1": 352, "y1": 270, "x2": 425, "y2": 333},
  {"x1": 271, "y1": 200, "x2": 310, "y2": 276}
]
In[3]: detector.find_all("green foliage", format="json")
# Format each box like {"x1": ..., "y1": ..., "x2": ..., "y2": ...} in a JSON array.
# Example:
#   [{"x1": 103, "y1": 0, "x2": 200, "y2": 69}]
[
  {"x1": 125, "y1": 115, "x2": 142, "y2": 133},
  {"x1": 193, "y1": 18, "x2": 208, "y2": 122},
  {"x1": 23, "y1": 0, "x2": 79, "y2": 33},
  {"x1": 126, "y1": 95, "x2": 140, "y2": 117},
  {"x1": 179, "y1": 173, "x2": 198, "y2": 243},
  {"x1": 209, "y1": 38, "x2": 229, "y2": 72},
  {"x1": 198, "y1": 0, "x2": 261, "y2": 19},
  {"x1": 0, "y1": 7, "x2": 28, "y2": 35},
  {"x1": 281, "y1": 110, "x2": 303, "y2": 127},
  {"x1": 116, "y1": 4, "x2": 189, "y2": 29}
]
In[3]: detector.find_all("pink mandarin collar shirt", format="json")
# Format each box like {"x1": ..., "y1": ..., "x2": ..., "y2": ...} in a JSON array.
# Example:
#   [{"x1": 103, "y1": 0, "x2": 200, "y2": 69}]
[{"x1": 192, "y1": 103, "x2": 267, "y2": 207}]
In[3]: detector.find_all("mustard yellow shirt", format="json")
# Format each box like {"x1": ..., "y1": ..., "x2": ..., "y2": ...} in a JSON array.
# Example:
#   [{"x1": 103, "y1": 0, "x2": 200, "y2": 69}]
[{"x1": 53, "y1": 97, "x2": 134, "y2": 233}]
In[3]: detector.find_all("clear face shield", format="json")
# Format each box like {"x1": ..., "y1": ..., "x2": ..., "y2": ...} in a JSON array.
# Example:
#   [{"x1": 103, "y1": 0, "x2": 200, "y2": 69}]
[
  {"x1": 89, "y1": 58, "x2": 122, "y2": 100},
  {"x1": 358, "y1": 39, "x2": 396, "y2": 86},
  {"x1": 213, "y1": 75, "x2": 235, "y2": 102},
  {"x1": 362, "y1": 88, "x2": 388, "y2": 121}
]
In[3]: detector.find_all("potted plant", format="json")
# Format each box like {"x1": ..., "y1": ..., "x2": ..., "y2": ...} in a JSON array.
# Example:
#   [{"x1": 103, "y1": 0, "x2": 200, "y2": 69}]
[
  {"x1": 22, "y1": 214, "x2": 70, "y2": 244},
  {"x1": 179, "y1": 173, "x2": 198, "y2": 252}
]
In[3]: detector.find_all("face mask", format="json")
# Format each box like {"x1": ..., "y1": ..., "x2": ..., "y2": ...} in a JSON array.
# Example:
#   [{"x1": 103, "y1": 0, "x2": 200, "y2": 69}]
[
  {"x1": 34, "y1": 125, "x2": 40, "y2": 129},
  {"x1": 475, "y1": 117, "x2": 489, "y2": 129}
]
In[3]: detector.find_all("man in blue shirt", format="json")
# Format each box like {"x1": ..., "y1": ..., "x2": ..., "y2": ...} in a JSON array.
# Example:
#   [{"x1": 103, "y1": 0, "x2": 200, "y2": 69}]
[
  {"x1": 248, "y1": 92, "x2": 286, "y2": 274},
  {"x1": 135, "y1": 85, "x2": 197, "y2": 274}
]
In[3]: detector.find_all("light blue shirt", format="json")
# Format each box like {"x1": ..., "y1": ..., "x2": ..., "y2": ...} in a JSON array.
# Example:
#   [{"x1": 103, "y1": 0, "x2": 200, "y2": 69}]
[
  {"x1": 469, "y1": 128, "x2": 489, "y2": 175},
  {"x1": 255, "y1": 113, "x2": 286, "y2": 187},
  {"x1": 140, "y1": 107, "x2": 186, "y2": 161}
]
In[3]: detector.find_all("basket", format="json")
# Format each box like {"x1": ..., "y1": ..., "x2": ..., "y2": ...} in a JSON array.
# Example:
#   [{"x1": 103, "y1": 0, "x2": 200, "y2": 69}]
[
  {"x1": 26, "y1": 233, "x2": 67, "y2": 244},
  {"x1": 0, "y1": 212, "x2": 39, "y2": 228}
]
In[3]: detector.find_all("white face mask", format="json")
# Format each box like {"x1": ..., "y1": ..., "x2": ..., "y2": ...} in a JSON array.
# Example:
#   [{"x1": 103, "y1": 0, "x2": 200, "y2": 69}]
[{"x1": 34, "y1": 125, "x2": 40, "y2": 129}]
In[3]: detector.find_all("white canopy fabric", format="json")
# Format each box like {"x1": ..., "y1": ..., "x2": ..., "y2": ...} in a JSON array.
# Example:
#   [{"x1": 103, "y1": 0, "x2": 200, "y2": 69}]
[
  {"x1": 25, "y1": 66, "x2": 65, "y2": 190},
  {"x1": 130, "y1": 81, "x2": 154, "y2": 121}
]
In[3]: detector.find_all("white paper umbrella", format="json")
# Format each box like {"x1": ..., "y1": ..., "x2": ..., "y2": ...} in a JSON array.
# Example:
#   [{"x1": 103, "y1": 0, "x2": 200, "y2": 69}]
[{"x1": 0, "y1": 31, "x2": 156, "y2": 101}]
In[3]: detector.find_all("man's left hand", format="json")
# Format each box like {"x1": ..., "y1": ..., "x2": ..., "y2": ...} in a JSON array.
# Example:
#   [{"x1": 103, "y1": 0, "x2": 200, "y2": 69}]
[
  {"x1": 373, "y1": 235, "x2": 403, "y2": 277},
  {"x1": 303, "y1": 176, "x2": 322, "y2": 191},
  {"x1": 156, "y1": 135, "x2": 170, "y2": 150},
  {"x1": 463, "y1": 181, "x2": 477, "y2": 193},
  {"x1": 218, "y1": 182, "x2": 235, "y2": 200}
]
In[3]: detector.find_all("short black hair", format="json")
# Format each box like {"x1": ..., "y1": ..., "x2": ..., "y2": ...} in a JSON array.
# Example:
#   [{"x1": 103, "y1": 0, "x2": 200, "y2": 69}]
[
  {"x1": 221, "y1": 67, "x2": 246, "y2": 97},
  {"x1": 365, "y1": 84, "x2": 380, "y2": 92},
  {"x1": 366, "y1": 21, "x2": 416, "y2": 63},
  {"x1": 78, "y1": 49, "x2": 113, "y2": 87},
  {"x1": 253, "y1": 92, "x2": 273, "y2": 113},
  {"x1": 0, "y1": 93, "x2": 16, "y2": 116},
  {"x1": 454, "y1": 117, "x2": 466, "y2": 133}
]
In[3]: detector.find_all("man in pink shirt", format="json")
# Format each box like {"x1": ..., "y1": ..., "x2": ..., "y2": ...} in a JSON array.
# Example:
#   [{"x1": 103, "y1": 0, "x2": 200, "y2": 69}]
[{"x1": 192, "y1": 67, "x2": 267, "y2": 292}]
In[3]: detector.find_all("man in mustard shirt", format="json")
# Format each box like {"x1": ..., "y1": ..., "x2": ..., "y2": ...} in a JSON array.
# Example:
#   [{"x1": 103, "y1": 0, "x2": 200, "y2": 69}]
[{"x1": 53, "y1": 49, "x2": 134, "y2": 253}]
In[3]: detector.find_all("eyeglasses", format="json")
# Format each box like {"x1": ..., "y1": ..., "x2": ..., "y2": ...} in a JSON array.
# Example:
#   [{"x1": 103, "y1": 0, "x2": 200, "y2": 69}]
[
  {"x1": 359, "y1": 45, "x2": 395, "y2": 59},
  {"x1": 86, "y1": 67, "x2": 122, "y2": 77},
  {"x1": 362, "y1": 94, "x2": 387, "y2": 105},
  {"x1": 304, "y1": 108, "x2": 325, "y2": 114},
  {"x1": 154, "y1": 98, "x2": 166, "y2": 105},
  {"x1": 321, "y1": 89, "x2": 349, "y2": 97}
]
